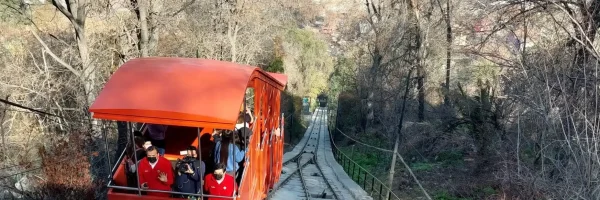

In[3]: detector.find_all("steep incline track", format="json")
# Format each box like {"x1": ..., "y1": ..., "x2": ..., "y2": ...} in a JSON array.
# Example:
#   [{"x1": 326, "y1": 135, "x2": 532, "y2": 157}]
[{"x1": 269, "y1": 108, "x2": 372, "y2": 200}]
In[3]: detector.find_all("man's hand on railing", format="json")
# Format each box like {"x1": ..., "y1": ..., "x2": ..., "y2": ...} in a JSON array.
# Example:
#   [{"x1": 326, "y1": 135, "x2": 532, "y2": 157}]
[{"x1": 141, "y1": 182, "x2": 149, "y2": 190}]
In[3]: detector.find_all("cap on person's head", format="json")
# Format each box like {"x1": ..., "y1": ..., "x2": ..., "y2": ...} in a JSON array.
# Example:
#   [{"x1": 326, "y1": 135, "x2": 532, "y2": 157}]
[
  {"x1": 143, "y1": 141, "x2": 152, "y2": 149},
  {"x1": 146, "y1": 145, "x2": 157, "y2": 153}
]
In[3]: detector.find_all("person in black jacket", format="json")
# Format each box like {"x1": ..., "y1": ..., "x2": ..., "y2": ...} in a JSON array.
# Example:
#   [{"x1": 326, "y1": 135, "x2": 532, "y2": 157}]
[
  {"x1": 125, "y1": 135, "x2": 146, "y2": 188},
  {"x1": 174, "y1": 146, "x2": 205, "y2": 198}
]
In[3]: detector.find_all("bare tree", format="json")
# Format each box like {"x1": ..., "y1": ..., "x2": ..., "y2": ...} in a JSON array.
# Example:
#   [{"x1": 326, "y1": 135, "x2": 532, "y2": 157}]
[
  {"x1": 28, "y1": 0, "x2": 97, "y2": 115},
  {"x1": 436, "y1": 0, "x2": 452, "y2": 105}
]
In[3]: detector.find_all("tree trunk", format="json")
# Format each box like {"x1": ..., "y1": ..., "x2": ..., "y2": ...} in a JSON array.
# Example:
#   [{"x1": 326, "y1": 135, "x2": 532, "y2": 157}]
[
  {"x1": 137, "y1": 0, "x2": 149, "y2": 57},
  {"x1": 74, "y1": 27, "x2": 95, "y2": 110},
  {"x1": 443, "y1": 0, "x2": 452, "y2": 105},
  {"x1": 52, "y1": 0, "x2": 95, "y2": 120},
  {"x1": 416, "y1": 33, "x2": 425, "y2": 122},
  {"x1": 148, "y1": 0, "x2": 161, "y2": 55},
  {"x1": 366, "y1": 49, "x2": 382, "y2": 130},
  {"x1": 228, "y1": 21, "x2": 239, "y2": 62},
  {"x1": 409, "y1": 0, "x2": 426, "y2": 122}
]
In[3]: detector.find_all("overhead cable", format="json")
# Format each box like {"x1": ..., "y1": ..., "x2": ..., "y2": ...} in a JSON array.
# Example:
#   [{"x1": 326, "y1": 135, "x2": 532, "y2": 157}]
[{"x1": 334, "y1": 128, "x2": 394, "y2": 153}]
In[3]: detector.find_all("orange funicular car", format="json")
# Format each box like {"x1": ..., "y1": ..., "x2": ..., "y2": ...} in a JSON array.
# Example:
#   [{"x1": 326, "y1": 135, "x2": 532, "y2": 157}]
[{"x1": 89, "y1": 57, "x2": 288, "y2": 200}]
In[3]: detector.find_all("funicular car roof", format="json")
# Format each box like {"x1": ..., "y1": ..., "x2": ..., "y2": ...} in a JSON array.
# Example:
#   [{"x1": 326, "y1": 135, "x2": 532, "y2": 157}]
[{"x1": 89, "y1": 57, "x2": 287, "y2": 129}]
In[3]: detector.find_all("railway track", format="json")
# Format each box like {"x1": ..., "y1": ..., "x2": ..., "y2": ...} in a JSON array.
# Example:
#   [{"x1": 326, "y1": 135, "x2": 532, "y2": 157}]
[{"x1": 269, "y1": 107, "x2": 363, "y2": 200}]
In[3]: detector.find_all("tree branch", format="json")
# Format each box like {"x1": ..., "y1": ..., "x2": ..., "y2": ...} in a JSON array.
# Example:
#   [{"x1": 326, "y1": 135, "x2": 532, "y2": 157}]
[
  {"x1": 29, "y1": 28, "x2": 81, "y2": 78},
  {"x1": 51, "y1": 0, "x2": 75, "y2": 21},
  {"x1": 170, "y1": 0, "x2": 197, "y2": 17}
]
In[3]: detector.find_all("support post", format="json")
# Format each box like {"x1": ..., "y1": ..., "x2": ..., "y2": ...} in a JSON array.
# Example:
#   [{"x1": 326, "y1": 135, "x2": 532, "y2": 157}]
[
  {"x1": 386, "y1": 135, "x2": 399, "y2": 200},
  {"x1": 129, "y1": 122, "x2": 141, "y2": 196},
  {"x1": 197, "y1": 127, "x2": 204, "y2": 196},
  {"x1": 102, "y1": 122, "x2": 112, "y2": 180},
  {"x1": 386, "y1": 68, "x2": 415, "y2": 200}
]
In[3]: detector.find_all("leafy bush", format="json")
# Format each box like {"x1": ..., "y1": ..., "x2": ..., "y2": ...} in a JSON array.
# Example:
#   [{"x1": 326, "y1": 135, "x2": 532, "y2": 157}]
[
  {"x1": 265, "y1": 57, "x2": 284, "y2": 73},
  {"x1": 29, "y1": 133, "x2": 99, "y2": 200}
]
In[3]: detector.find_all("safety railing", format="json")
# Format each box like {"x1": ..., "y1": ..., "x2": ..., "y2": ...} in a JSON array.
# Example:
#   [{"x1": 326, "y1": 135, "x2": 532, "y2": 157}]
[{"x1": 327, "y1": 120, "x2": 400, "y2": 200}]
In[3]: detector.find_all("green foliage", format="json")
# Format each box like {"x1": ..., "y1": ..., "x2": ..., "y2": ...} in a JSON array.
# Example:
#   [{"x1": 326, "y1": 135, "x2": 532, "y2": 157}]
[
  {"x1": 329, "y1": 56, "x2": 357, "y2": 95},
  {"x1": 411, "y1": 162, "x2": 435, "y2": 171},
  {"x1": 473, "y1": 62, "x2": 500, "y2": 84},
  {"x1": 283, "y1": 28, "x2": 333, "y2": 98},
  {"x1": 436, "y1": 150, "x2": 464, "y2": 167},
  {"x1": 340, "y1": 146, "x2": 380, "y2": 173},
  {"x1": 282, "y1": 91, "x2": 308, "y2": 144},
  {"x1": 478, "y1": 186, "x2": 497, "y2": 196},
  {"x1": 449, "y1": 78, "x2": 501, "y2": 170},
  {"x1": 0, "y1": 0, "x2": 31, "y2": 25},
  {"x1": 334, "y1": 92, "x2": 362, "y2": 132},
  {"x1": 265, "y1": 56, "x2": 285, "y2": 73},
  {"x1": 455, "y1": 61, "x2": 500, "y2": 90}
]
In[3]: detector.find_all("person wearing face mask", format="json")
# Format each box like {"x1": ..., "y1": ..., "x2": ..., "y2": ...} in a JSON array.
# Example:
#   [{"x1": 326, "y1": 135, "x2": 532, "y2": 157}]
[
  {"x1": 137, "y1": 146, "x2": 174, "y2": 197},
  {"x1": 203, "y1": 163, "x2": 236, "y2": 200},
  {"x1": 213, "y1": 130, "x2": 245, "y2": 177}
]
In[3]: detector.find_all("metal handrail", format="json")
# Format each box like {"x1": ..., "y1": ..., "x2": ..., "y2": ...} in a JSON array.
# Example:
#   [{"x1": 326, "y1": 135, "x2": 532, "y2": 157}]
[
  {"x1": 327, "y1": 121, "x2": 400, "y2": 200},
  {"x1": 108, "y1": 185, "x2": 236, "y2": 199},
  {"x1": 107, "y1": 123, "x2": 146, "y2": 186}
]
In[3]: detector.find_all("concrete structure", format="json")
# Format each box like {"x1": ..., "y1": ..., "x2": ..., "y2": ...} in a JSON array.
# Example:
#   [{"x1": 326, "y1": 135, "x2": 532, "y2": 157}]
[{"x1": 271, "y1": 108, "x2": 372, "y2": 200}]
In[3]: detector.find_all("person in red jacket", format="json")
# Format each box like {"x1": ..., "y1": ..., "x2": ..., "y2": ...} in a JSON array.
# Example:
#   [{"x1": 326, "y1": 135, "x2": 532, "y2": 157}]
[
  {"x1": 204, "y1": 163, "x2": 236, "y2": 200},
  {"x1": 138, "y1": 146, "x2": 174, "y2": 197}
]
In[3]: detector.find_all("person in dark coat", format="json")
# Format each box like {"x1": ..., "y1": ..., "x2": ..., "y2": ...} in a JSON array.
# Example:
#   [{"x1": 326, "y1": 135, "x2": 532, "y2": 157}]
[
  {"x1": 174, "y1": 146, "x2": 206, "y2": 198},
  {"x1": 125, "y1": 136, "x2": 147, "y2": 188}
]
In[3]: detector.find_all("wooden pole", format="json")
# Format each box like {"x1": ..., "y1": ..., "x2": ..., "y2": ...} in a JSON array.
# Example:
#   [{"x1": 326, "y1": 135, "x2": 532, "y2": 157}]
[
  {"x1": 386, "y1": 68, "x2": 415, "y2": 200},
  {"x1": 386, "y1": 135, "x2": 400, "y2": 199}
]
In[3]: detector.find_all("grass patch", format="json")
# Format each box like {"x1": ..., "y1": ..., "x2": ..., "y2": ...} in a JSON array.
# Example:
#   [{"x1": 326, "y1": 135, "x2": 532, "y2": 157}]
[
  {"x1": 410, "y1": 162, "x2": 435, "y2": 172},
  {"x1": 476, "y1": 186, "x2": 497, "y2": 197},
  {"x1": 436, "y1": 150, "x2": 464, "y2": 167}
]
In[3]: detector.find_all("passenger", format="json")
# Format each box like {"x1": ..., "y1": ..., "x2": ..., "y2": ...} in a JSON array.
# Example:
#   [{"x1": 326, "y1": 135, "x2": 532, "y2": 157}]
[
  {"x1": 146, "y1": 124, "x2": 167, "y2": 155},
  {"x1": 125, "y1": 136, "x2": 146, "y2": 188},
  {"x1": 234, "y1": 112, "x2": 252, "y2": 130},
  {"x1": 134, "y1": 130, "x2": 143, "y2": 137},
  {"x1": 204, "y1": 163, "x2": 236, "y2": 200},
  {"x1": 235, "y1": 127, "x2": 252, "y2": 148},
  {"x1": 235, "y1": 105, "x2": 254, "y2": 130},
  {"x1": 212, "y1": 129, "x2": 222, "y2": 143},
  {"x1": 143, "y1": 140, "x2": 152, "y2": 150},
  {"x1": 175, "y1": 146, "x2": 206, "y2": 198},
  {"x1": 213, "y1": 130, "x2": 245, "y2": 177},
  {"x1": 186, "y1": 146, "x2": 206, "y2": 175},
  {"x1": 137, "y1": 146, "x2": 174, "y2": 197}
]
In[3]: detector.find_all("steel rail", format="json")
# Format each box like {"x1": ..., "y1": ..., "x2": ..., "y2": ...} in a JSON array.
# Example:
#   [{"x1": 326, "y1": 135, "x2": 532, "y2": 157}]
[
  {"x1": 267, "y1": 109, "x2": 322, "y2": 198},
  {"x1": 270, "y1": 108, "x2": 340, "y2": 200},
  {"x1": 311, "y1": 111, "x2": 340, "y2": 199},
  {"x1": 298, "y1": 108, "x2": 324, "y2": 200}
]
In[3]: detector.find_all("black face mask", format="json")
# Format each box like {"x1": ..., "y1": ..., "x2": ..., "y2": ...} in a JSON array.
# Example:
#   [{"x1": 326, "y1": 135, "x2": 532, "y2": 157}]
[
  {"x1": 214, "y1": 174, "x2": 224, "y2": 180},
  {"x1": 147, "y1": 157, "x2": 157, "y2": 163}
]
